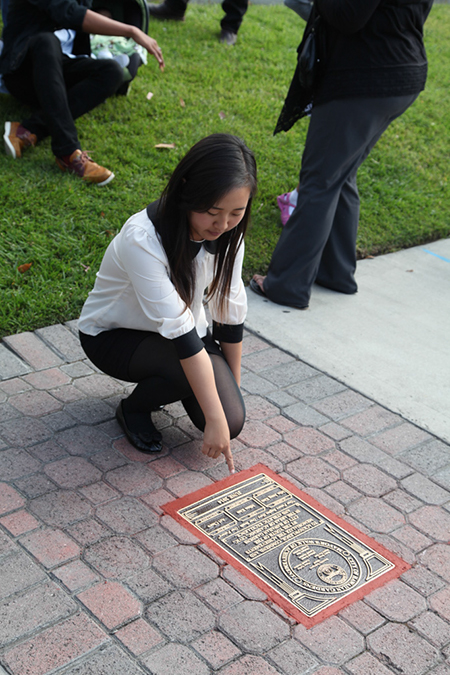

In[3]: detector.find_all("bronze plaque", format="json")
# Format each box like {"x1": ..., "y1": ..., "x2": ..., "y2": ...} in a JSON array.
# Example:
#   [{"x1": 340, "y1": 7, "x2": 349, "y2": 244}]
[{"x1": 163, "y1": 465, "x2": 409, "y2": 626}]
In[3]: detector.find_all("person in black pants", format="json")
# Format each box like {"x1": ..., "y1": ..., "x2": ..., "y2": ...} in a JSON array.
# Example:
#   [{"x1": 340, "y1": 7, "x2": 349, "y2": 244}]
[
  {"x1": 147, "y1": 0, "x2": 247, "y2": 46},
  {"x1": 1, "y1": 0, "x2": 164, "y2": 185},
  {"x1": 251, "y1": 0, "x2": 434, "y2": 309}
]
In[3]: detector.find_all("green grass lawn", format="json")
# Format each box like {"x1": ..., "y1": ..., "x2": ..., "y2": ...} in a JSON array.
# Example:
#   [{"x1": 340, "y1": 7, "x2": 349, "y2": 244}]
[{"x1": 0, "y1": 4, "x2": 449, "y2": 338}]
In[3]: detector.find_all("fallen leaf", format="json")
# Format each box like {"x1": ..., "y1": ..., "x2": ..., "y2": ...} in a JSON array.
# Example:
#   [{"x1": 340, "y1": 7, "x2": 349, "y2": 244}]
[
  {"x1": 100, "y1": 211, "x2": 105, "y2": 217},
  {"x1": 18, "y1": 263, "x2": 32, "y2": 273},
  {"x1": 154, "y1": 143, "x2": 176, "y2": 149},
  {"x1": 146, "y1": 91, "x2": 154, "y2": 100},
  {"x1": 219, "y1": 111, "x2": 226, "y2": 119},
  {"x1": 105, "y1": 229, "x2": 114, "y2": 237},
  {"x1": 179, "y1": 98, "x2": 185, "y2": 107}
]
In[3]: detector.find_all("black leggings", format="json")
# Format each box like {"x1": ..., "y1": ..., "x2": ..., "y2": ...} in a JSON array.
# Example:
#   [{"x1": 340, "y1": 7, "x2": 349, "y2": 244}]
[{"x1": 79, "y1": 329, "x2": 245, "y2": 439}]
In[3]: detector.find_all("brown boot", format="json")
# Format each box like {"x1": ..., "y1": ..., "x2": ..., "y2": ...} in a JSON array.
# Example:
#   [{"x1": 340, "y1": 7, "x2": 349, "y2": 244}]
[
  {"x1": 55, "y1": 149, "x2": 114, "y2": 186},
  {"x1": 4, "y1": 122, "x2": 37, "y2": 159}
]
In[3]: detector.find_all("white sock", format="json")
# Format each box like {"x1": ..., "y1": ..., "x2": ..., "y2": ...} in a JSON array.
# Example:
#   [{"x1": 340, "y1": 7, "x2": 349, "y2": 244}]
[{"x1": 289, "y1": 188, "x2": 298, "y2": 207}]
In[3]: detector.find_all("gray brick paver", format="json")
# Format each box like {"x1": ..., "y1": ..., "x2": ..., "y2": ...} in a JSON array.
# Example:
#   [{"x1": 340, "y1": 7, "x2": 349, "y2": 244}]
[
  {"x1": 36, "y1": 324, "x2": 86, "y2": 362},
  {"x1": 1, "y1": 323, "x2": 449, "y2": 675},
  {"x1": 367, "y1": 622, "x2": 440, "y2": 675},
  {"x1": 83, "y1": 535, "x2": 151, "y2": 578},
  {"x1": 0, "y1": 343, "x2": 32, "y2": 380},
  {"x1": 219, "y1": 600, "x2": 290, "y2": 653},
  {"x1": 61, "y1": 644, "x2": 147, "y2": 674},
  {"x1": 145, "y1": 590, "x2": 216, "y2": 642},
  {"x1": 3, "y1": 332, "x2": 63, "y2": 370},
  {"x1": 400, "y1": 439, "x2": 450, "y2": 475},
  {"x1": 401, "y1": 473, "x2": 450, "y2": 504},
  {"x1": 0, "y1": 581, "x2": 76, "y2": 648},
  {"x1": 0, "y1": 550, "x2": 47, "y2": 600}
]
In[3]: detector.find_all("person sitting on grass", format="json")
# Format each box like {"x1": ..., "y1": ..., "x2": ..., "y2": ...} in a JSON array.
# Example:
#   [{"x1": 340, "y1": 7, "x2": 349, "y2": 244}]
[
  {"x1": 1, "y1": 0, "x2": 164, "y2": 186},
  {"x1": 78, "y1": 134, "x2": 257, "y2": 472}
]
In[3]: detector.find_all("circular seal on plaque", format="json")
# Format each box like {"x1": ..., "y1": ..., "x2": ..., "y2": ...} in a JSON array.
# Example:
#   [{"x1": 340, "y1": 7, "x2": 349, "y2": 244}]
[
  {"x1": 278, "y1": 539, "x2": 362, "y2": 594},
  {"x1": 317, "y1": 563, "x2": 348, "y2": 585}
]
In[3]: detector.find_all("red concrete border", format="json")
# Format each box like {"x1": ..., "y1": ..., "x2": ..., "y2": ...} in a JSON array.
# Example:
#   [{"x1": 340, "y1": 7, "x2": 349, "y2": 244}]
[{"x1": 162, "y1": 464, "x2": 410, "y2": 627}]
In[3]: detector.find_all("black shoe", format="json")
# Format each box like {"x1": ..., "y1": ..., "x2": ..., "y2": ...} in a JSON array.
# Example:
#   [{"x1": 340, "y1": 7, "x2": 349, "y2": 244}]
[
  {"x1": 116, "y1": 401, "x2": 163, "y2": 453},
  {"x1": 219, "y1": 29, "x2": 237, "y2": 46},
  {"x1": 249, "y1": 278, "x2": 309, "y2": 309},
  {"x1": 148, "y1": 1, "x2": 185, "y2": 21}
]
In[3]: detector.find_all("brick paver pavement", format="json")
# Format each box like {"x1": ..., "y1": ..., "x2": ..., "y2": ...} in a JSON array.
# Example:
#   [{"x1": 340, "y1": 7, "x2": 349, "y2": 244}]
[{"x1": 0, "y1": 322, "x2": 449, "y2": 675}]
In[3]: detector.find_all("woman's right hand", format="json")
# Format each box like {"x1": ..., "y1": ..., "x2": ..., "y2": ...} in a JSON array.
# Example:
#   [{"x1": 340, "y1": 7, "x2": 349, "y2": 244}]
[
  {"x1": 180, "y1": 348, "x2": 235, "y2": 474},
  {"x1": 202, "y1": 416, "x2": 235, "y2": 474}
]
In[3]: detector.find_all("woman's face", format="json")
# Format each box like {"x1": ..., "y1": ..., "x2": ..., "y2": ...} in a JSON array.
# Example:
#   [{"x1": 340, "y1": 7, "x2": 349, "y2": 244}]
[{"x1": 189, "y1": 186, "x2": 251, "y2": 242}]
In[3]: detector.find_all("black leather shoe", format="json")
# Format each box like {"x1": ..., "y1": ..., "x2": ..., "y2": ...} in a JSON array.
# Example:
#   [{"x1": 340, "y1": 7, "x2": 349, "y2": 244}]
[
  {"x1": 219, "y1": 29, "x2": 237, "y2": 46},
  {"x1": 116, "y1": 401, "x2": 163, "y2": 453},
  {"x1": 148, "y1": 2, "x2": 185, "y2": 21}
]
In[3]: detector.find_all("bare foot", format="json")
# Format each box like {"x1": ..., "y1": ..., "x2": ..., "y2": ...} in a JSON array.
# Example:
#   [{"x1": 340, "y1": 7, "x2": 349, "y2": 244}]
[{"x1": 252, "y1": 274, "x2": 266, "y2": 292}]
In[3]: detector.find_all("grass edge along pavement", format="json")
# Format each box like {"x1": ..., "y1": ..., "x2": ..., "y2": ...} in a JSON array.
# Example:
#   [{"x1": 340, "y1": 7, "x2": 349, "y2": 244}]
[{"x1": 0, "y1": 4, "x2": 449, "y2": 338}]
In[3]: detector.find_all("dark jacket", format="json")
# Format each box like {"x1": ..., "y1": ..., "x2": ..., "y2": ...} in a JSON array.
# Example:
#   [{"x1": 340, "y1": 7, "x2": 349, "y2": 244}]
[
  {"x1": 0, "y1": 0, "x2": 91, "y2": 75},
  {"x1": 314, "y1": 0, "x2": 434, "y2": 104},
  {"x1": 275, "y1": 0, "x2": 434, "y2": 133}
]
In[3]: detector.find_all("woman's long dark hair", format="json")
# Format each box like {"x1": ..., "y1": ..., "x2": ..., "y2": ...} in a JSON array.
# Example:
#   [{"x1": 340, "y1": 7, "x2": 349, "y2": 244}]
[{"x1": 156, "y1": 134, "x2": 257, "y2": 318}]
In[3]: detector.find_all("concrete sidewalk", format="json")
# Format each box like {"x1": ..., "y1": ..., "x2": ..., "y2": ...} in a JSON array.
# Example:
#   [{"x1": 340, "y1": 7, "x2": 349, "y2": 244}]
[
  {"x1": 0, "y1": 314, "x2": 449, "y2": 675},
  {"x1": 246, "y1": 238, "x2": 450, "y2": 444}
]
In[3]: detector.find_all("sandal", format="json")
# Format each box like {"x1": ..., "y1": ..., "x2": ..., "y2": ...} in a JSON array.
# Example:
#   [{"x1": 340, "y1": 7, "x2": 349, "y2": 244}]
[{"x1": 249, "y1": 277, "x2": 267, "y2": 297}]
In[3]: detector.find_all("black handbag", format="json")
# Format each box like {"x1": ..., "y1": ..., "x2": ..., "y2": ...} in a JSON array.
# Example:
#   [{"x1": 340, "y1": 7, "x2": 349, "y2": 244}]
[
  {"x1": 298, "y1": 10, "x2": 322, "y2": 90},
  {"x1": 274, "y1": 3, "x2": 325, "y2": 134}
]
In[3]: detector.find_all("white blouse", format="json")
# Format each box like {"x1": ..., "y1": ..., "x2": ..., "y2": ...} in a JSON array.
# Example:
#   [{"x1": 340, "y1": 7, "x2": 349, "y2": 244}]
[{"x1": 78, "y1": 208, "x2": 247, "y2": 341}]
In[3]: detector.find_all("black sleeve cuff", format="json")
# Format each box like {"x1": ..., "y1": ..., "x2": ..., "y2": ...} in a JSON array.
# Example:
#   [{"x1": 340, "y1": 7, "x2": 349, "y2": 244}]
[
  {"x1": 212, "y1": 321, "x2": 244, "y2": 344},
  {"x1": 173, "y1": 327, "x2": 205, "y2": 359}
]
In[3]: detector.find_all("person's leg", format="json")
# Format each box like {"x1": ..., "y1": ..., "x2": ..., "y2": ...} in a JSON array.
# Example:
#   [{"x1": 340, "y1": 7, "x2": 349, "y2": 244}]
[
  {"x1": 315, "y1": 168, "x2": 359, "y2": 293},
  {"x1": 4, "y1": 32, "x2": 80, "y2": 155},
  {"x1": 4, "y1": 33, "x2": 123, "y2": 157},
  {"x1": 80, "y1": 329, "x2": 245, "y2": 444},
  {"x1": 315, "y1": 94, "x2": 419, "y2": 293},
  {"x1": 147, "y1": 0, "x2": 188, "y2": 21},
  {"x1": 220, "y1": 0, "x2": 248, "y2": 38},
  {"x1": 61, "y1": 56, "x2": 124, "y2": 124},
  {"x1": 181, "y1": 337, "x2": 245, "y2": 439},
  {"x1": 263, "y1": 94, "x2": 418, "y2": 308}
]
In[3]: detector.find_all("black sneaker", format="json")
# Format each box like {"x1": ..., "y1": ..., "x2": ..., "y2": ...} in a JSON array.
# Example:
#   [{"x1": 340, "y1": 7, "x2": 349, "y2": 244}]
[
  {"x1": 148, "y1": 1, "x2": 185, "y2": 21},
  {"x1": 219, "y1": 29, "x2": 237, "y2": 46}
]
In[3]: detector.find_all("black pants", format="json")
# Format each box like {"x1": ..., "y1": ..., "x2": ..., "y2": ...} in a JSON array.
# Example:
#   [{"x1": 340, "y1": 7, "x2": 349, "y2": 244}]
[
  {"x1": 166, "y1": 0, "x2": 248, "y2": 33},
  {"x1": 79, "y1": 328, "x2": 246, "y2": 439},
  {"x1": 4, "y1": 32, "x2": 124, "y2": 157},
  {"x1": 264, "y1": 94, "x2": 418, "y2": 308}
]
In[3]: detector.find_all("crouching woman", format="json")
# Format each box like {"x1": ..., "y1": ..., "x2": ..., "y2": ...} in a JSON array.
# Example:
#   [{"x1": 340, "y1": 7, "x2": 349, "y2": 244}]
[{"x1": 78, "y1": 133, "x2": 257, "y2": 473}]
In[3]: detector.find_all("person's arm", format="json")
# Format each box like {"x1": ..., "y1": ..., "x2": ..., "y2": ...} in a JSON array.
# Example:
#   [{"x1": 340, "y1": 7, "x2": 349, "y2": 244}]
[
  {"x1": 82, "y1": 9, "x2": 164, "y2": 70},
  {"x1": 180, "y1": 349, "x2": 235, "y2": 474},
  {"x1": 220, "y1": 341, "x2": 242, "y2": 387}
]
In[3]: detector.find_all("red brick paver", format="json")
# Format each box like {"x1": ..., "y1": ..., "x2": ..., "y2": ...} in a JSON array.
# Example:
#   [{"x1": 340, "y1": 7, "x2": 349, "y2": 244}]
[
  {"x1": 115, "y1": 618, "x2": 164, "y2": 655},
  {"x1": 77, "y1": 580, "x2": 141, "y2": 629}
]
